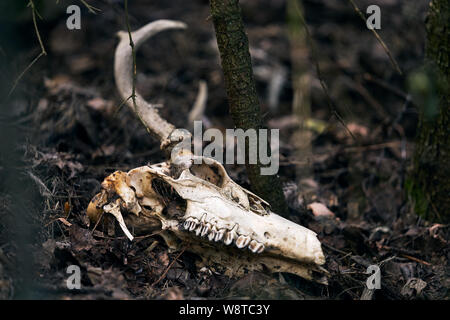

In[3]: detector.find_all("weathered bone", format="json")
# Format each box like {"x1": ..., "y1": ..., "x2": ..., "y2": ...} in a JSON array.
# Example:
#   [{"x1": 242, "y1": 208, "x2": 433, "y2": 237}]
[
  {"x1": 88, "y1": 157, "x2": 327, "y2": 282},
  {"x1": 115, "y1": 20, "x2": 186, "y2": 142},
  {"x1": 87, "y1": 20, "x2": 327, "y2": 284}
]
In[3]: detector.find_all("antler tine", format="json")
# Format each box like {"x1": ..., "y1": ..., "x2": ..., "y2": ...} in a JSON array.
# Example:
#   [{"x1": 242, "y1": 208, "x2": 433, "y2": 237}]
[{"x1": 114, "y1": 20, "x2": 187, "y2": 144}]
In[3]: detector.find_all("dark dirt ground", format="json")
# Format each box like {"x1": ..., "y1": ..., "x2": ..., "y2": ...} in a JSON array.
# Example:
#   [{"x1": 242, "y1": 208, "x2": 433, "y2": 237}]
[{"x1": 0, "y1": 0, "x2": 448, "y2": 299}]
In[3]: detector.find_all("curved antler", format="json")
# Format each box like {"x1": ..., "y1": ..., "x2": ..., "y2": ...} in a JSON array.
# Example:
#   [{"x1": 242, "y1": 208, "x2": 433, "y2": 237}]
[{"x1": 114, "y1": 20, "x2": 187, "y2": 143}]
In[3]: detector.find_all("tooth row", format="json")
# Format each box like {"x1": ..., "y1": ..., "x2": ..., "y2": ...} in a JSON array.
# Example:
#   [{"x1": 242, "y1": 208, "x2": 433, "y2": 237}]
[
  {"x1": 248, "y1": 239, "x2": 265, "y2": 253},
  {"x1": 183, "y1": 217, "x2": 265, "y2": 254}
]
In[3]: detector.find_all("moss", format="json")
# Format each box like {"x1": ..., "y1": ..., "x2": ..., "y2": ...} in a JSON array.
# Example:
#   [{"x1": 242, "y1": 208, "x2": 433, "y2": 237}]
[
  {"x1": 405, "y1": 177, "x2": 430, "y2": 219},
  {"x1": 408, "y1": 0, "x2": 449, "y2": 222}
]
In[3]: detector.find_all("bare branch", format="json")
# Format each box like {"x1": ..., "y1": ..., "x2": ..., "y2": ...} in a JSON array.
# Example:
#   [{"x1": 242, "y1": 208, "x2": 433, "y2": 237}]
[
  {"x1": 79, "y1": 0, "x2": 101, "y2": 14},
  {"x1": 346, "y1": 0, "x2": 402, "y2": 75},
  {"x1": 291, "y1": 2, "x2": 356, "y2": 141}
]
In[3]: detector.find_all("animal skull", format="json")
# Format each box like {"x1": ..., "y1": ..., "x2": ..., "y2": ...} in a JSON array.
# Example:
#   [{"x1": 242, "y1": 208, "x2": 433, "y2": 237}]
[
  {"x1": 86, "y1": 20, "x2": 327, "y2": 284},
  {"x1": 88, "y1": 149, "x2": 327, "y2": 283}
]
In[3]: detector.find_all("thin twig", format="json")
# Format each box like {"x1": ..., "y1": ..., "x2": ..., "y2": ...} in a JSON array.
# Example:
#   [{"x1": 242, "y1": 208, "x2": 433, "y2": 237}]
[
  {"x1": 151, "y1": 247, "x2": 186, "y2": 287},
  {"x1": 292, "y1": 2, "x2": 356, "y2": 141},
  {"x1": 344, "y1": 76, "x2": 389, "y2": 121},
  {"x1": 401, "y1": 254, "x2": 431, "y2": 266},
  {"x1": 124, "y1": 0, "x2": 137, "y2": 111},
  {"x1": 322, "y1": 242, "x2": 350, "y2": 256},
  {"x1": 92, "y1": 230, "x2": 162, "y2": 240},
  {"x1": 363, "y1": 74, "x2": 409, "y2": 100},
  {"x1": 28, "y1": 0, "x2": 46, "y2": 55},
  {"x1": 80, "y1": 0, "x2": 101, "y2": 14},
  {"x1": 346, "y1": 0, "x2": 402, "y2": 75},
  {"x1": 7, "y1": 52, "x2": 45, "y2": 98},
  {"x1": 122, "y1": 0, "x2": 152, "y2": 135},
  {"x1": 112, "y1": 94, "x2": 133, "y2": 118},
  {"x1": 91, "y1": 211, "x2": 105, "y2": 234},
  {"x1": 7, "y1": 0, "x2": 47, "y2": 98}
]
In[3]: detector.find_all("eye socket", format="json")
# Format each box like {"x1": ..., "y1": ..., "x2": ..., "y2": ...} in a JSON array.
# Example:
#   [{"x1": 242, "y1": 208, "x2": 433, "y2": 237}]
[
  {"x1": 142, "y1": 205, "x2": 153, "y2": 211},
  {"x1": 162, "y1": 201, "x2": 186, "y2": 219},
  {"x1": 151, "y1": 178, "x2": 179, "y2": 201},
  {"x1": 151, "y1": 178, "x2": 186, "y2": 217}
]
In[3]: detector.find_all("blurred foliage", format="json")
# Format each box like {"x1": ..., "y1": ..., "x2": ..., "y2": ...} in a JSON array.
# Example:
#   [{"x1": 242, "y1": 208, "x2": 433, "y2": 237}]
[
  {"x1": 0, "y1": 0, "x2": 66, "y2": 56},
  {"x1": 407, "y1": 65, "x2": 440, "y2": 122},
  {"x1": 286, "y1": 0, "x2": 303, "y2": 38},
  {"x1": 0, "y1": 0, "x2": 43, "y2": 23},
  {"x1": 0, "y1": 0, "x2": 66, "y2": 24}
]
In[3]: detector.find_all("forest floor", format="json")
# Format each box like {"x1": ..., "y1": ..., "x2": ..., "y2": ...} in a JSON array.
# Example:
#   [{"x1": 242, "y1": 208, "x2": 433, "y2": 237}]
[{"x1": 0, "y1": 0, "x2": 448, "y2": 299}]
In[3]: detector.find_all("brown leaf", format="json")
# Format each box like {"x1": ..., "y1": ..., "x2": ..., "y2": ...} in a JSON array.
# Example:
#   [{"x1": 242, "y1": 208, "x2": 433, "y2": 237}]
[
  {"x1": 307, "y1": 202, "x2": 335, "y2": 218},
  {"x1": 70, "y1": 225, "x2": 97, "y2": 251},
  {"x1": 86, "y1": 97, "x2": 114, "y2": 113},
  {"x1": 58, "y1": 217, "x2": 72, "y2": 227},
  {"x1": 401, "y1": 278, "x2": 427, "y2": 298}
]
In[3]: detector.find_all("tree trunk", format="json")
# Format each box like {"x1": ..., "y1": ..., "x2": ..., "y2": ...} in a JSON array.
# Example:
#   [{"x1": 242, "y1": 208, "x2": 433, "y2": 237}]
[
  {"x1": 407, "y1": 0, "x2": 449, "y2": 222},
  {"x1": 209, "y1": 0, "x2": 288, "y2": 215}
]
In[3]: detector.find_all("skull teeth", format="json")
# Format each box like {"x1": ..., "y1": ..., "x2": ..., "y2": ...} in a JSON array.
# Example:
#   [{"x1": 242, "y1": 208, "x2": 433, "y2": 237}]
[
  {"x1": 235, "y1": 235, "x2": 251, "y2": 249},
  {"x1": 189, "y1": 219, "x2": 198, "y2": 231},
  {"x1": 248, "y1": 240, "x2": 265, "y2": 254},
  {"x1": 183, "y1": 218, "x2": 195, "y2": 230},
  {"x1": 224, "y1": 224, "x2": 238, "y2": 245},
  {"x1": 215, "y1": 229, "x2": 226, "y2": 242},
  {"x1": 201, "y1": 223, "x2": 211, "y2": 237},
  {"x1": 183, "y1": 219, "x2": 264, "y2": 254},
  {"x1": 208, "y1": 225, "x2": 217, "y2": 241},
  {"x1": 223, "y1": 233, "x2": 233, "y2": 245},
  {"x1": 195, "y1": 223, "x2": 203, "y2": 236}
]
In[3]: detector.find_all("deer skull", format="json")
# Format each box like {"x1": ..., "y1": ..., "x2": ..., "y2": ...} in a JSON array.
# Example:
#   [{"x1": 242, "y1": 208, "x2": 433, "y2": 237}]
[
  {"x1": 86, "y1": 20, "x2": 327, "y2": 284},
  {"x1": 88, "y1": 150, "x2": 326, "y2": 283}
]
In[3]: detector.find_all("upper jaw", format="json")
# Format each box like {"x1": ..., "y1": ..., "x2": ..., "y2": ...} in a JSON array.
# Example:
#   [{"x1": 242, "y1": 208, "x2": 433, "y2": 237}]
[{"x1": 147, "y1": 165, "x2": 326, "y2": 266}]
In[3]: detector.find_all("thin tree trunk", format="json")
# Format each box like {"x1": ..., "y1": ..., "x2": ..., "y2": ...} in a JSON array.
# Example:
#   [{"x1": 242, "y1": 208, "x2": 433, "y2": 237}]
[
  {"x1": 408, "y1": 0, "x2": 449, "y2": 222},
  {"x1": 209, "y1": 0, "x2": 288, "y2": 215},
  {"x1": 287, "y1": 0, "x2": 314, "y2": 193}
]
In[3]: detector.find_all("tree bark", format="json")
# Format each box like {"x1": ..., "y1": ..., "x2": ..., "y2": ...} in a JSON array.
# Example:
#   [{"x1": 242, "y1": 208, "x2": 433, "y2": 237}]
[
  {"x1": 209, "y1": 0, "x2": 288, "y2": 215},
  {"x1": 408, "y1": 0, "x2": 449, "y2": 222}
]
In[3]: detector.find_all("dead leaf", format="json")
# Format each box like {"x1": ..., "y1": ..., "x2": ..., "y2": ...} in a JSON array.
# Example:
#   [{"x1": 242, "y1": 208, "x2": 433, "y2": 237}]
[
  {"x1": 401, "y1": 278, "x2": 427, "y2": 297},
  {"x1": 347, "y1": 122, "x2": 368, "y2": 137},
  {"x1": 228, "y1": 272, "x2": 310, "y2": 299},
  {"x1": 87, "y1": 97, "x2": 114, "y2": 113},
  {"x1": 70, "y1": 225, "x2": 97, "y2": 251},
  {"x1": 157, "y1": 251, "x2": 170, "y2": 267},
  {"x1": 44, "y1": 75, "x2": 72, "y2": 95},
  {"x1": 308, "y1": 202, "x2": 335, "y2": 218},
  {"x1": 58, "y1": 217, "x2": 72, "y2": 227},
  {"x1": 64, "y1": 202, "x2": 71, "y2": 215},
  {"x1": 92, "y1": 145, "x2": 116, "y2": 158},
  {"x1": 162, "y1": 287, "x2": 184, "y2": 300},
  {"x1": 67, "y1": 54, "x2": 96, "y2": 74},
  {"x1": 34, "y1": 239, "x2": 57, "y2": 271}
]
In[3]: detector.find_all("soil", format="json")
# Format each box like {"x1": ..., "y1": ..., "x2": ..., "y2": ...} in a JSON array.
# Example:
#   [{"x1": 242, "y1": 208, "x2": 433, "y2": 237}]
[{"x1": 0, "y1": 0, "x2": 448, "y2": 299}]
